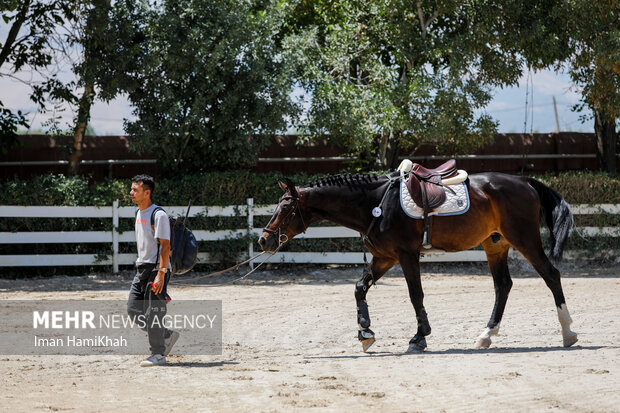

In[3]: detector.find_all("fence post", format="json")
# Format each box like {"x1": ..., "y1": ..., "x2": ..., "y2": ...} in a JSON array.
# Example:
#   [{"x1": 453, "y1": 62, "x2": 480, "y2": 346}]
[
  {"x1": 112, "y1": 199, "x2": 119, "y2": 273},
  {"x1": 247, "y1": 198, "x2": 254, "y2": 269}
]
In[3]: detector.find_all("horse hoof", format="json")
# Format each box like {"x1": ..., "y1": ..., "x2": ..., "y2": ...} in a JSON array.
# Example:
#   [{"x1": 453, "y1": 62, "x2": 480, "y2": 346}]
[
  {"x1": 475, "y1": 337, "x2": 492, "y2": 349},
  {"x1": 407, "y1": 343, "x2": 426, "y2": 352},
  {"x1": 563, "y1": 332, "x2": 578, "y2": 347},
  {"x1": 408, "y1": 336, "x2": 427, "y2": 352},
  {"x1": 358, "y1": 328, "x2": 375, "y2": 352},
  {"x1": 361, "y1": 337, "x2": 376, "y2": 352}
]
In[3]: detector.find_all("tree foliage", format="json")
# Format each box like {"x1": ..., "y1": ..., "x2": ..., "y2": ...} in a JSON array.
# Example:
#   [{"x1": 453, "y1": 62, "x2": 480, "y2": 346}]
[
  {"x1": 113, "y1": 0, "x2": 300, "y2": 174},
  {"x1": 285, "y1": 0, "x2": 618, "y2": 170},
  {"x1": 0, "y1": 1, "x2": 77, "y2": 152},
  {"x1": 493, "y1": 0, "x2": 619, "y2": 173},
  {"x1": 286, "y1": 0, "x2": 537, "y2": 168},
  {"x1": 1, "y1": 0, "x2": 617, "y2": 174},
  {"x1": 558, "y1": 0, "x2": 619, "y2": 173},
  {"x1": 67, "y1": 0, "x2": 113, "y2": 174}
]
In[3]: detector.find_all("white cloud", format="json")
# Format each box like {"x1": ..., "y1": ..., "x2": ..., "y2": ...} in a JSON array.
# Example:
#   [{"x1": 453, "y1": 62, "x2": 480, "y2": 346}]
[
  {"x1": 89, "y1": 96, "x2": 135, "y2": 135},
  {"x1": 483, "y1": 69, "x2": 592, "y2": 132},
  {"x1": 519, "y1": 69, "x2": 581, "y2": 103}
]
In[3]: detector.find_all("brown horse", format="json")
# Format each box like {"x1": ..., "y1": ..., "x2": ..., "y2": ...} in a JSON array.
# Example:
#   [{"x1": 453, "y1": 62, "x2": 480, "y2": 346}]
[{"x1": 258, "y1": 170, "x2": 577, "y2": 352}]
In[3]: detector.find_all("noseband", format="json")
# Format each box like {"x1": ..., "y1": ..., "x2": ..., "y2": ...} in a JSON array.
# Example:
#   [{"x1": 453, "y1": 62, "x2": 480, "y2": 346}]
[{"x1": 263, "y1": 194, "x2": 306, "y2": 245}]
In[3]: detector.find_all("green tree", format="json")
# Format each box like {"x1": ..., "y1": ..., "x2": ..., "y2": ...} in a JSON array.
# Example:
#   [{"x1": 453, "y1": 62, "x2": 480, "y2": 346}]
[
  {"x1": 287, "y1": 0, "x2": 540, "y2": 168},
  {"x1": 67, "y1": 0, "x2": 122, "y2": 174},
  {"x1": 0, "y1": 1, "x2": 77, "y2": 153},
  {"x1": 37, "y1": 0, "x2": 147, "y2": 174},
  {"x1": 287, "y1": 0, "x2": 612, "y2": 170},
  {"x1": 558, "y1": 0, "x2": 619, "y2": 174},
  {"x1": 118, "y1": 0, "x2": 300, "y2": 174},
  {"x1": 1, "y1": 1, "x2": 149, "y2": 171},
  {"x1": 488, "y1": 0, "x2": 619, "y2": 173},
  {"x1": 59, "y1": 1, "x2": 109, "y2": 174}
]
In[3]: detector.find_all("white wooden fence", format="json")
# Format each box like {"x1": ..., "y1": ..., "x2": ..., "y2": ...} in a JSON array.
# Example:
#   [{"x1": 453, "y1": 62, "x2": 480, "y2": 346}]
[{"x1": 0, "y1": 201, "x2": 618, "y2": 272}]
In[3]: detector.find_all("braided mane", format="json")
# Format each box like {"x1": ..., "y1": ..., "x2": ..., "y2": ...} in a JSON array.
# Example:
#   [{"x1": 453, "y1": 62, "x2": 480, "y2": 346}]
[{"x1": 305, "y1": 173, "x2": 382, "y2": 188}]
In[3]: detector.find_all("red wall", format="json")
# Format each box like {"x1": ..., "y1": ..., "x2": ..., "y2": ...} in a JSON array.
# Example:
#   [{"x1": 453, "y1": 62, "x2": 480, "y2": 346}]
[{"x1": 0, "y1": 132, "x2": 603, "y2": 180}]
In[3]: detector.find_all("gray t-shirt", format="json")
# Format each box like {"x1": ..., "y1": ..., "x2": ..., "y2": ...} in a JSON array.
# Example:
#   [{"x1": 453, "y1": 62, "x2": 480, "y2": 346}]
[{"x1": 135, "y1": 204, "x2": 171, "y2": 266}]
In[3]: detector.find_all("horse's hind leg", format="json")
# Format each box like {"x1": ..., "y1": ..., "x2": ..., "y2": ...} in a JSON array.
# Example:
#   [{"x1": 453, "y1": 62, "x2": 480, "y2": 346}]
[
  {"x1": 355, "y1": 257, "x2": 396, "y2": 352},
  {"x1": 502, "y1": 226, "x2": 578, "y2": 347},
  {"x1": 524, "y1": 247, "x2": 578, "y2": 347},
  {"x1": 476, "y1": 236, "x2": 513, "y2": 349}
]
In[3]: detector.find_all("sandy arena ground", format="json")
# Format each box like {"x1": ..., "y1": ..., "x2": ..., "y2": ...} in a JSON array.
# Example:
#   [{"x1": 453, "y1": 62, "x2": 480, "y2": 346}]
[{"x1": 1, "y1": 261, "x2": 619, "y2": 412}]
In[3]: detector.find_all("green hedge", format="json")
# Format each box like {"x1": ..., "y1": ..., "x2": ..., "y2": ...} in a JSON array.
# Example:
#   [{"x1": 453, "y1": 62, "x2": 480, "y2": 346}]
[
  {"x1": 0, "y1": 171, "x2": 319, "y2": 207},
  {"x1": 1, "y1": 170, "x2": 618, "y2": 207},
  {"x1": 532, "y1": 171, "x2": 620, "y2": 204}
]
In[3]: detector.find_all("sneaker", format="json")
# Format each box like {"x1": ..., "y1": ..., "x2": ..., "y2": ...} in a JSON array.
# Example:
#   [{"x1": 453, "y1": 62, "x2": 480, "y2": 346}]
[
  {"x1": 164, "y1": 331, "x2": 180, "y2": 356},
  {"x1": 140, "y1": 354, "x2": 166, "y2": 367}
]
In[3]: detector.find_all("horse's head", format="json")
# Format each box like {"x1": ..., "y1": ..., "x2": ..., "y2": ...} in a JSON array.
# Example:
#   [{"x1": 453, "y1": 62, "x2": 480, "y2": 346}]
[{"x1": 259, "y1": 178, "x2": 308, "y2": 252}]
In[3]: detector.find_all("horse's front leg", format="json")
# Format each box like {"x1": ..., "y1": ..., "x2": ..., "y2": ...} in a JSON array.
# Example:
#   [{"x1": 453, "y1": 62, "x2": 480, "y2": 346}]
[
  {"x1": 399, "y1": 252, "x2": 431, "y2": 351},
  {"x1": 355, "y1": 257, "x2": 396, "y2": 352}
]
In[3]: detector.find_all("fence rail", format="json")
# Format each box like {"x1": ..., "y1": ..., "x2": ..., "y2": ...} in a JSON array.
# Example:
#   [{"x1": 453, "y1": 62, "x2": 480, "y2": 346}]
[{"x1": 0, "y1": 201, "x2": 617, "y2": 271}]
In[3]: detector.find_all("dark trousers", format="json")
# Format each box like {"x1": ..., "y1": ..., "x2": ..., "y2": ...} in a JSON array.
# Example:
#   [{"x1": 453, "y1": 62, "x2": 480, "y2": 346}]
[{"x1": 127, "y1": 263, "x2": 172, "y2": 355}]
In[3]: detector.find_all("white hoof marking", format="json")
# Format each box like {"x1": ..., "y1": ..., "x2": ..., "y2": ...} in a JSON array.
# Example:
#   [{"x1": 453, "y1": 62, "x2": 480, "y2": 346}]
[
  {"x1": 557, "y1": 304, "x2": 578, "y2": 347},
  {"x1": 475, "y1": 325, "x2": 500, "y2": 349},
  {"x1": 475, "y1": 337, "x2": 492, "y2": 349},
  {"x1": 563, "y1": 331, "x2": 578, "y2": 347}
]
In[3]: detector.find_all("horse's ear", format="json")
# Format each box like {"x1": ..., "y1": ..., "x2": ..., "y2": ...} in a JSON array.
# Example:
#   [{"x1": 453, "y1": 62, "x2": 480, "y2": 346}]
[
  {"x1": 278, "y1": 181, "x2": 287, "y2": 192},
  {"x1": 285, "y1": 178, "x2": 298, "y2": 197}
]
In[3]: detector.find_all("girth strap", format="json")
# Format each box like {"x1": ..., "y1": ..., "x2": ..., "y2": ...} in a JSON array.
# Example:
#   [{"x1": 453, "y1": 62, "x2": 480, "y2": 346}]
[{"x1": 420, "y1": 181, "x2": 433, "y2": 249}]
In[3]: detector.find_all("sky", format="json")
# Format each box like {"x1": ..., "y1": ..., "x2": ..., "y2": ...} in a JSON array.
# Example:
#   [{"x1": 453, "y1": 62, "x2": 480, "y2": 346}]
[{"x1": 484, "y1": 69, "x2": 591, "y2": 133}]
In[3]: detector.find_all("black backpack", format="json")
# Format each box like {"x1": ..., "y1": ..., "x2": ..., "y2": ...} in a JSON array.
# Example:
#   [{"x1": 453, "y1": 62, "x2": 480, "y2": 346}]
[{"x1": 147, "y1": 201, "x2": 198, "y2": 275}]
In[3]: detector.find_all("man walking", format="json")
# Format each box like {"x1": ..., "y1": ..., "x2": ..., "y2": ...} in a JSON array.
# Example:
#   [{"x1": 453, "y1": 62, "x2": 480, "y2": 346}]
[{"x1": 128, "y1": 174, "x2": 179, "y2": 367}]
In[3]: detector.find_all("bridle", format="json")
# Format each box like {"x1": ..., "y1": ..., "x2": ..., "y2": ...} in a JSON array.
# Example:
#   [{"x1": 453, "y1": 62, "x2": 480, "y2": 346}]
[{"x1": 262, "y1": 193, "x2": 307, "y2": 246}]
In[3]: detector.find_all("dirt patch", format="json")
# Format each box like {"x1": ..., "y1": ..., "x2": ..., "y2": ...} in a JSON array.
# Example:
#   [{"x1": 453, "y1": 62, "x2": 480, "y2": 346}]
[{"x1": 1, "y1": 263, "x2": 619, "y2": 412}]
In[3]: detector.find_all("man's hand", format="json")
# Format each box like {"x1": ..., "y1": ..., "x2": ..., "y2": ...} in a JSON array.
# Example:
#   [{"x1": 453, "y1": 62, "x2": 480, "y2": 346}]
[{"x1": 151, "y1": 270, "x2": 166, "y2": 295}]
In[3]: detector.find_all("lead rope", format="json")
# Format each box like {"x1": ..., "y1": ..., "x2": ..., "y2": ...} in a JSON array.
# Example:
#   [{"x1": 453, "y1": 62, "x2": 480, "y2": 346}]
[
  {"x1": 172, "y1": 234, "x2": 288, "y2": 287},
  {"x1": 172, "y1": 193, "x2": 306, "y2": 287}
]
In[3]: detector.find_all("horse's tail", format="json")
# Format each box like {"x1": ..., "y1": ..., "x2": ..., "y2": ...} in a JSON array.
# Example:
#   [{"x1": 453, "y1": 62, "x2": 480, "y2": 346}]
[{"x1": 527, "y1": 178, "x2": 574, "y2": 261}]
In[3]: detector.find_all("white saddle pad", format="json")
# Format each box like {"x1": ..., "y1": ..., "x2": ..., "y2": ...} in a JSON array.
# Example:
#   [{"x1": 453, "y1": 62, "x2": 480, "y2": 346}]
[{"x1": 400, "y1": 176, "x2": 470, "y2": 219}]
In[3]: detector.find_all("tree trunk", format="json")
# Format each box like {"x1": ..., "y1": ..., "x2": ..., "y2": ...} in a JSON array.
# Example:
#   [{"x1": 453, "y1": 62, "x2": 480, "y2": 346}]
[
  {"x1": 0, "y1": 0, "x2": 31, "y2": 69},
  {"x1": 376, "y1": 131, "x2": 401, "y2": 169},
  {"x1": 69, "y1": 84, "x2": 95, "y2": 175},
  {"x1": 385, "y1": 134, "x2": 400, "y2": 169},
  {"x1": 69, "y1": 0, "x2": 112, "y2": 175},
  {"x1": 593, "y1": 109, "x2": 617, "y2": 174}
]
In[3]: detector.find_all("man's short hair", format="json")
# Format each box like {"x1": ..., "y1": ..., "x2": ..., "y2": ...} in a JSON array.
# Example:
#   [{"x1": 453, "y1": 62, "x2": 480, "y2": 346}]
[{"x1": 132, "y1": 174, "x2": 155, "y2": 195}]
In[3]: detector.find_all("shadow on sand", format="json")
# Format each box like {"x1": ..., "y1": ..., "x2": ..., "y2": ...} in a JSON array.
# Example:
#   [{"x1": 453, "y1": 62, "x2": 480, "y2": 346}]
[
  {"x1": 305, "y1": 345, "x2": 612, "y2": 360},
  {"x1": 166, "y1": 360, "x2": 239, "y2": 368}
]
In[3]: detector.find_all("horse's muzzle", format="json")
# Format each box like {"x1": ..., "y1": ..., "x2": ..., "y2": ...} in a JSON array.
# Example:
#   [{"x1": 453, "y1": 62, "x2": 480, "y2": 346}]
[{"x1": 258, "y1": 233, "x2": 277, "y2": 252}]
